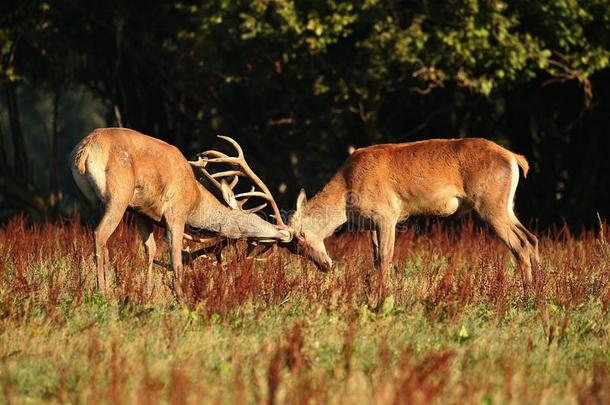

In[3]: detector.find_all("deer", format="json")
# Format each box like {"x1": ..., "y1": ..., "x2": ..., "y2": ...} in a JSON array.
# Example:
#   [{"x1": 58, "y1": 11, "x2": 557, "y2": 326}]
[
  {"x1": 70, "y1": 128, "x2": 292, "y2": 298},
  {"x1": 285, "y1": 138, "x2": 540, "y2": 306}
]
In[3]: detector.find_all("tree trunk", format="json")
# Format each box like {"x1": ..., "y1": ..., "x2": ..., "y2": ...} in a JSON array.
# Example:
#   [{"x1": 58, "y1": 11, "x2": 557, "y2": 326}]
[
  {"x1": 49, "y1": 88, "x2": 61, "y2": 218},
  {"x1": 4, "y1": 82, "x2": 28, "y2": 181},
  {"x1": 0, "y1": 125, "x2": 10, "y2": 174}
]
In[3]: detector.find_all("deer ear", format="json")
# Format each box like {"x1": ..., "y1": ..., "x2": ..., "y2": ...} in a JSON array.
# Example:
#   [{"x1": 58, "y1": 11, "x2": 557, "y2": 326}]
[
  {"x1": 220, "y1": 180, "x2": 239, "y2": 210},
  {"x1": 295, "y1": 188, "x2": 307, "y2": 213}
]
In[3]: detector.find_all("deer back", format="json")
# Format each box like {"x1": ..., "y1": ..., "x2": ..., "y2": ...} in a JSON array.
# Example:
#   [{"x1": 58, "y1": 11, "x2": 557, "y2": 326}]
[{"x1": 71, "y1": 128, "x2": 202, "y2": 221}]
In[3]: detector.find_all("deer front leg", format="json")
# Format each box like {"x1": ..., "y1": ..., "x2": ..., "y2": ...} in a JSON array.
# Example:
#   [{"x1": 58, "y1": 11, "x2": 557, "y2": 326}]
[
  {"x1": 364, "y1": 229, "x2": 381, "y2": 298},
  {"x1": 371, "y1": 229, "x2": 380, "y2": 268},
  {"x1": 135, "y1": 216, "x2": 157, "y2": 296},
  {"x1": 374, "y1": 217, "x2": 397, "y2": 308},
  {"x1": 166, "y1": 219, "x2": 186, "y2": 301}
]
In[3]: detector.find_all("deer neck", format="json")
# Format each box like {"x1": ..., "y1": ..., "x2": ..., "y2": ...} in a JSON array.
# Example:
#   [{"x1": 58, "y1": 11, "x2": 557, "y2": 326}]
[
  {"x1": 187, "y1": 185, "x2": 229, "y2": 231},
  {"x1": 188, "y1": 184, "x2": 283, "y2": 240},
  {"x1": 302, "y1": 172, "x2": 348, "y2": 239}
]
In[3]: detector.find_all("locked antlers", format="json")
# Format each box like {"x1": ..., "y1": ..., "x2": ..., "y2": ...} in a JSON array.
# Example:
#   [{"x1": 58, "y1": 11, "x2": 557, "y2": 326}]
[{"x1": 189, "y1": 136, "x2": 286, "y2": 227}]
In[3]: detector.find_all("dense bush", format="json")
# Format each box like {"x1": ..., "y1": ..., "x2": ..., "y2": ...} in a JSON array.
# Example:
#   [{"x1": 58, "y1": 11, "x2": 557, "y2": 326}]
[{"x1": 1, "y1": 1, "x2": 609, "y2": 225}]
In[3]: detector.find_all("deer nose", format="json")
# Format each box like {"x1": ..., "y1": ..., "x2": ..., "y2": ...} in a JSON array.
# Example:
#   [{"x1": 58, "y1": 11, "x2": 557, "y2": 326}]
[{"x1": 318, "y1": 258, "x2": 332, "y2": 273}]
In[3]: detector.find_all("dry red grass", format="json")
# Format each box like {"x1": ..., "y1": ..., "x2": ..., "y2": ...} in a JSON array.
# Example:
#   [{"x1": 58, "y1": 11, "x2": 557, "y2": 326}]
[
  {"x1": 1, "y1": 215, "x2": 609, "y2": 318},
  {"x1": 1, "y1": 215, "x2": 609, "y2": 403}
]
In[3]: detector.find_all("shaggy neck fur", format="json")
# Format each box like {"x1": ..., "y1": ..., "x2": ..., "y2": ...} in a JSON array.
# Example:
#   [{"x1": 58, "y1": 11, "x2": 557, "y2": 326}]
[{"x1": 301, "y1": 172, "x2": 348, "y2": 240}]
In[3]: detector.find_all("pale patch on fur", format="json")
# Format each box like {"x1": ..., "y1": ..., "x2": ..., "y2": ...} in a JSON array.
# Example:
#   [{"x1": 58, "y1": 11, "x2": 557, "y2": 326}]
[
  {"x1": 86, "y1": 158, "x2": 108, "y2": 201},
  {"x1": 391, "y1": 193, "x2": 403, "y2": 214},
  {"x1": 71, "y1": 168, "x2": 98, "y2": 206},
  {"x1": 443, "y1": 196, "x2": 460, "y2": 216},
  {"x1": 507, "y1": 155, "x2": 519, "y2": 221}
]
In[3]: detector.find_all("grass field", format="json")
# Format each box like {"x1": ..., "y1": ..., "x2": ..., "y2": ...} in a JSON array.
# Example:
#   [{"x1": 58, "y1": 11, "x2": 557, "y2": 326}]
[{"x1": 0, "y1": 216, "x2": 609, "y2": 404}]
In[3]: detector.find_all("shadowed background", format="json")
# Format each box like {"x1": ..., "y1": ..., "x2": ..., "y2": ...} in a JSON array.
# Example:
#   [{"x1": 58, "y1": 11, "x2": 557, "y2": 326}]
[{"x1": 1, "y1": 0, "x2": 609, "y2": 227}]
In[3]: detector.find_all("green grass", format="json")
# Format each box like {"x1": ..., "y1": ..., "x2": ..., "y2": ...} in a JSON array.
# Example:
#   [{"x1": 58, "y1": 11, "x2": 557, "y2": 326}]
[{"x1": 0, "y1": 217, "x2": 609, "y2": 403}]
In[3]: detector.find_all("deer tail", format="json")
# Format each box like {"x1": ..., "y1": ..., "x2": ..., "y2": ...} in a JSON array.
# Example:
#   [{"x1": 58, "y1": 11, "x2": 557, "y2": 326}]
[
  {"x1": 71, "y1": 134, "x2": 97, "y2": 175},
  {"x1": 73, "y1": 145, "x2": 89, "y2": 175},
  {"x1": 513, "y1": 153, "x2": 529, "y2": 178}
]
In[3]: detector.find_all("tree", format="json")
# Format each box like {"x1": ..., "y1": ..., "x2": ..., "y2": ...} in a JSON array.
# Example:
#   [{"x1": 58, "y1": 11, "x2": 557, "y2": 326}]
[{"x1": 1, "y1": 0, "x2": 609, "y2": 226}]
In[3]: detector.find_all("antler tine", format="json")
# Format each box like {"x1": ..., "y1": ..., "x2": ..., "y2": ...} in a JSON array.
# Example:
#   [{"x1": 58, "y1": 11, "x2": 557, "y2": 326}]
[
  {"x1": 235, "y1": 185, "x2": 254, "y2": 207},
  {"x1": 190, "y1": 142, "x2": 241, "y2": 191},
  {"x1": 233, "y1": 190, "x2": 284, "y2": 222},
  {"x1": 218, "y1": 135, "x2": 244, "y2": 158},
  {"x1": 197, "y1": 136, "x2": 243, "y2": 164},
  {"x1": 200, "y1": 150, "x2": 229, "y2": 160},
  {"x1": 189, "y1": 156, "x2": 222, "y2": 190},
  {"x1": 196, "y1": 165, "x2": 223, "y2": 190},
  {"x1": 229, "y1": 174, "x2": 239, "y2": 189},
  {"x1": 189, "y1": 154, "x2": 242, "y2": 193},
  {"x1": 193, "y1": 135, "x2": 285, "y2": 226},
  {"x1": 188, "y1": 156, "x2": 207, "y2": 167},
  {"x1": 234, "y1": 190, "x2": 276, "y2": 200},
  {"x1": 234, "y1": 186, "x2": 270, "y2": 214},
  {"x1": 243, "y1": 203, "x2": 268, "y2": 214},
  {"x1": 213, "y1": 135, "x2": 285, "y2": 226},
  {"x1": 210, "y1": 170, "x2": 243, "y2": 179}
]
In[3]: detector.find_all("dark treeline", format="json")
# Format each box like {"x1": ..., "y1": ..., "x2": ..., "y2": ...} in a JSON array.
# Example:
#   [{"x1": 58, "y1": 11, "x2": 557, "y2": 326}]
[{"x1": 1, "y1": 0, "x2": 609, "y2": 228}]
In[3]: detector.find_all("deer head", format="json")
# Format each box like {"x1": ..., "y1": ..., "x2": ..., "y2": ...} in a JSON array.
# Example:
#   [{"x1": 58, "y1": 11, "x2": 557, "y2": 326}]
[{"x1": 287, "y1": 189, "x2": 333, "y2": 272}]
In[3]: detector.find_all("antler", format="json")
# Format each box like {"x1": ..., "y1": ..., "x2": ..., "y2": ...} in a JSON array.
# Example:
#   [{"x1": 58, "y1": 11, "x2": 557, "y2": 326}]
[{"x1": 189, "y1": 136, "x2": 285, "y2": 226}]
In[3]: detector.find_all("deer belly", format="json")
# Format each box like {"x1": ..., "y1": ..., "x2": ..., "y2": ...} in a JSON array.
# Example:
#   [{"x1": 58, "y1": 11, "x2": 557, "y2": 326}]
[
  {"x1": 129, "y1": 203, "x2": 163, "y2": 222},
  {"x1": 433, "y1": 196, "x2": 461, "y2": 216},
  {"x1": 405, "y1": 192, "x2": 463, "y2": 217},
  {"x1": 131, "y1": 187, "x2": 164, "y2": 221}
]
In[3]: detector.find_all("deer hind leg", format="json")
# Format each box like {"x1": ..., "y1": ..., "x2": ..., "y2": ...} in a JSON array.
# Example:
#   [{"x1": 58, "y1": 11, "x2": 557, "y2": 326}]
[
  {"x1": 477, "y1": 204, "x2": 538, "y2": 291},
  {"x1": 94, "y1": 199, "x2": 129, "y2": 296},
  {"x1": 510, "y1": 218, "x2": 539, "y2": 284},
  {"x1": 514, "y1": 221, "x2": 540, "y2": 271},
  {"x1": 135, "y1": 216, "x2": 157, "y2": 296},
  {"x1": 476, "y1": 208, "x2": 538, "y2": 292},
  {"x1": 474, "y1": 155, "x2": 539, "y2": 293},
  {"x1": 486, "y1": 217, "x2": 535, "y2": 289}
]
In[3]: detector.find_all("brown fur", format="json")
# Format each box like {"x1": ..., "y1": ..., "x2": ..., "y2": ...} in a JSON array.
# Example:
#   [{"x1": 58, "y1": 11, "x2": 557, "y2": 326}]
[
  {"x1": 289, "y1": 138, "x2": 539, "y2": 306},
  {"x1": 70, "y1": 128, "x2": 290, "y2": 298}
]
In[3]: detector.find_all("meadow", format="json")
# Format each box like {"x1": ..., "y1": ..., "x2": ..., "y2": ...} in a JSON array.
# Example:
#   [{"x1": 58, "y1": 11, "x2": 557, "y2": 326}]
[{"x1": 0, "y1": 216, "x2": 608, "y2": 404}]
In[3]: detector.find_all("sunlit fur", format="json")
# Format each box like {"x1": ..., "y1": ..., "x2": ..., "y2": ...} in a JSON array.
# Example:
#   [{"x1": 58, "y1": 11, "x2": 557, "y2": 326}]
[
  {"x1": 71, "y1": 128, "x2": 290, "y2": 298},
  {"x1": 289, "y1": 138, "x2": 539, "y2": 304}
]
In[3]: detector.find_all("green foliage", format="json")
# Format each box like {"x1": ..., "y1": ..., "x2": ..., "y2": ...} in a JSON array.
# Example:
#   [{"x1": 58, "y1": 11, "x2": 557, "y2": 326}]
[
  {"x1": 168, "y1": 0, "x2": 609, "y2": 109},
  {"x1": 1, "y1": 0, "x2": 609, "y2": 224}
]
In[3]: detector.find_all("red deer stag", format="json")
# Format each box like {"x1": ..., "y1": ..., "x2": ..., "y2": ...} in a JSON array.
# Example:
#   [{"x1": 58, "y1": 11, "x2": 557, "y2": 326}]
[
  {"x1": 71, "y1": 128, "x2": 291, "y2": 297},
  {"x1": 287, "y1": 138, "x2": 539, "y2": 304}
]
